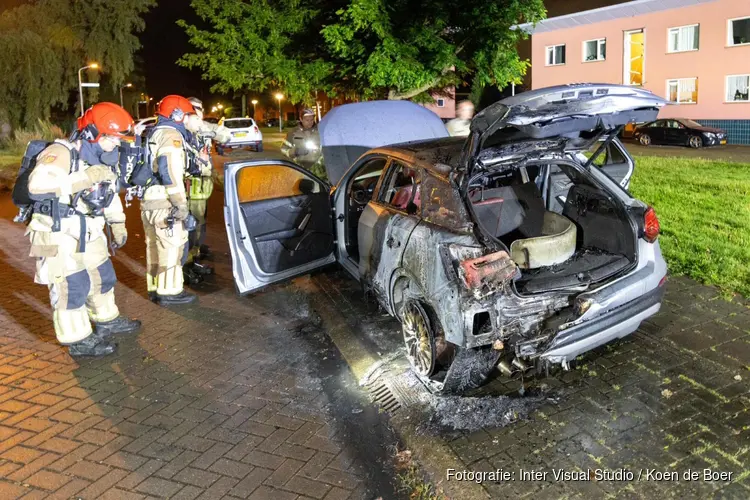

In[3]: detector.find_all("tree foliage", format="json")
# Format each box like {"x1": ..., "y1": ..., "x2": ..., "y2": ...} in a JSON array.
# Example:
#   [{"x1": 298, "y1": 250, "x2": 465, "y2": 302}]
[
  {"x1": 180, "y1": 0, "x2": 544, "y2": 104},
  {"x1": 178, "y1": 0, "x2": 336, "y2": 105},
  {"x1": 322, "y1": 0, "x2": 546, "y2": 101},
  {"x1": 0, "y1": 0, "x2": 154, "y2": 127}
]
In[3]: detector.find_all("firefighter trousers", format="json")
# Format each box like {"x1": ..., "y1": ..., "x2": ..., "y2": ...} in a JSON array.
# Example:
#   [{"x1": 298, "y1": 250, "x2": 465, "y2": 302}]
[
  {"x1": 33, "y1": 234, "x2": 119, "y2": 345},
  {"x1": 187, "y1": 198, "x2": 208, "y2": 264},
  {"x1": 141, "y1": 208, "x2": 189, "y2": 296}
]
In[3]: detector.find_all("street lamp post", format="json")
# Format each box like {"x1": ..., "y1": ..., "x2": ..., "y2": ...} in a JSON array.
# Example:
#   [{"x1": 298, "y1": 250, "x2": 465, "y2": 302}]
[
  {"x1": 78, "y1": 63, "x2": 99, "y2": 115},
  {"x1": 275, "y1": 93, "x2": 284, "y2": 132},
  {"x1": 119, "y1": 83, "x2": 133, "y2": 108},
  {"x1": 251, "y1": 99, "x2": 258, "y2": 120}
]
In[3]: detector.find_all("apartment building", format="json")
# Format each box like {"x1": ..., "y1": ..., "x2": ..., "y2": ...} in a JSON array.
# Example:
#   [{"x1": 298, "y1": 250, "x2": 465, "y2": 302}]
[{"x1": 515, "y1": 0, "x2": 750, "y2": 144}]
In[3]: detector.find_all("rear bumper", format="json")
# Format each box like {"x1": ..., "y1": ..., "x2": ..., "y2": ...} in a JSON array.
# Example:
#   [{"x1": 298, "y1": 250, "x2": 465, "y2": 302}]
[
  {"x1": 224, "y1": 140, "x2": 262, "y2": 147},
  {"x1": 540, "y1": 284, "x2": 664, "y2": 364}
]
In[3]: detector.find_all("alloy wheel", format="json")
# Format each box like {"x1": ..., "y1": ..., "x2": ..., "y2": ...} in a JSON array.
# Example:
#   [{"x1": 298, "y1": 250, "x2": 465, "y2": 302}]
[
  {"x1": 401, "y1": 300, "x2": 436, "y2": 377},
  {"x1": 689, "y1": 136, "x2": 703, "y2": 148},
  {"x1": 639, "y1": 134, "x2": 651, "y2": 146}
]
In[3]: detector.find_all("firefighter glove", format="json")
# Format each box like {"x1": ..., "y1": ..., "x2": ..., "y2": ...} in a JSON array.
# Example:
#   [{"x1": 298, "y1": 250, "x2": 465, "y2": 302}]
[
  {"x1": 86, "y1": 165, "x2": 118, "y2": 185},
  {"x1": 172, "y1": 204, "x2": 190, "y2": 221},
  {"x1": 110, "y1": 222, "x2": 128, "y2": 248}
]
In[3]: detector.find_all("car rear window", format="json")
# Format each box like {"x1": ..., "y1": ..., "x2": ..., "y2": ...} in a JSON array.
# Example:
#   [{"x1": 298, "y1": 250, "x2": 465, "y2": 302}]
[{"x1": 224, "y1": 119, "x2": 254, "y2": 129}]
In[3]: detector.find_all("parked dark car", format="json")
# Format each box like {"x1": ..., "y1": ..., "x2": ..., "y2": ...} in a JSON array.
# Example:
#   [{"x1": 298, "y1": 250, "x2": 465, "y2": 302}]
[{"x1": 633, "y1": 119, "x2": 727, "y2": 148}]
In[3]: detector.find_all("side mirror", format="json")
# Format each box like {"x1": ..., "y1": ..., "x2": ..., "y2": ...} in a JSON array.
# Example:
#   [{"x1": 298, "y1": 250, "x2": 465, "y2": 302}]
[{"x1": 298, "y1": 178, "x2": 317, "y2": 195}]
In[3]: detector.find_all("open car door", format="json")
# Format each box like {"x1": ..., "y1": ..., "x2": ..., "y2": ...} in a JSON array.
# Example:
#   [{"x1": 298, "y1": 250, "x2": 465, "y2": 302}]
[{"x1": 224, "y1": 159, "x2": 335, "y2": 295}]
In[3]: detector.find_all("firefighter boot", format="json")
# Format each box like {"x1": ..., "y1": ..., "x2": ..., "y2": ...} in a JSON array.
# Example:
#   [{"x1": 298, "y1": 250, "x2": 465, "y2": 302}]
[
  {"x1": 155, "y1": 290, "x2": 198, "y2": 306},
  {"x1": 69, "y1": 330, "x2": 118, "y2": 358},
  {"x1": 94, "y1": 316, "x2": 142, "y2": 336}
]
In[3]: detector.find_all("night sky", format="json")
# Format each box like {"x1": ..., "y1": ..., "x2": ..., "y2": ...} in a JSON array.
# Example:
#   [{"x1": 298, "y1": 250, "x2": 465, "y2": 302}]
[{"x1": 139, "y1": 0, "x2": 216, "y2": 103}]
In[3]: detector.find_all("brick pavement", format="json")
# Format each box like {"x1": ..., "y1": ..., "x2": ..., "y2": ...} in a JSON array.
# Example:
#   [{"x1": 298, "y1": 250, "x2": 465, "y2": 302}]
[
  {"x1": 2, "y1": 186, "x2": 750, "y2": 499},
  {"x1": 0, "y1": 195, "x2": 402, "y2": 500},
  {"x1": 315, "y1": 271, "x2": 750, "y2": 498}
]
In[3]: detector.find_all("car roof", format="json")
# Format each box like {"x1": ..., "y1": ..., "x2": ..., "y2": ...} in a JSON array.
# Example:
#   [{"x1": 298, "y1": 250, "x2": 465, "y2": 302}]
[
  {"x1": 223, "y1": 117, "x2": 255, "y2": 121},
  {"x1": 369, "y1": 137, "x2": 466, "y2": 176}
]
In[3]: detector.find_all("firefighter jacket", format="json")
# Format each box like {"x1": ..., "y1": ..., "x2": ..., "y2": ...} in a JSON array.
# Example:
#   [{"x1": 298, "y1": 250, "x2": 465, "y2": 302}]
[{"x1": 26, "y1": 140, "x2": 125, "y2": 265}]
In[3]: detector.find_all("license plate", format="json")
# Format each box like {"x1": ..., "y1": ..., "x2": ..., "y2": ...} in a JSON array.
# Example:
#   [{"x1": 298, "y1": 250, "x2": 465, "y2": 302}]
[
  {"x1": 721, "y1": 140, "x2": 727, "y2": 144},
  {"x1": 234, "y1": 132, "x2": 247, "y2": 138}
]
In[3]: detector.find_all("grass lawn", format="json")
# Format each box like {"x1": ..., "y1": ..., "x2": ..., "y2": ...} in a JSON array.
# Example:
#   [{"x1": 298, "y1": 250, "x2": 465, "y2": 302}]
[{"x1": 629, "y1": 155, "x2": 750, "y2": 297}]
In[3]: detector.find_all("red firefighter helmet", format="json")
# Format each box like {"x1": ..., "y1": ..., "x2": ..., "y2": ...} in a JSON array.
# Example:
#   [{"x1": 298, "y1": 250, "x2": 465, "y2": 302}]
[
  {"x1": 157, "y1": 95, "x2": 195, "y2": 122},
  {"x1": 77, "y1": 102, "x2": 134, "y2": 142}
]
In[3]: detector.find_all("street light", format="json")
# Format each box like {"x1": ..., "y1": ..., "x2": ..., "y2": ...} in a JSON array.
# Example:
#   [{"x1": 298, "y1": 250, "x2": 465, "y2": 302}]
[
  {"x1": 119, "y1": 83, "x2": 133, "y2": 108},
  {"x1": 78, "y1": 63, "x2": 100, "y2": 115},
  {"x1": 251, "y1": 99, "x2": 258, "y2": 120},
  {"x1": 275, "y1": 93, "x2": 284, "y2": 132}
]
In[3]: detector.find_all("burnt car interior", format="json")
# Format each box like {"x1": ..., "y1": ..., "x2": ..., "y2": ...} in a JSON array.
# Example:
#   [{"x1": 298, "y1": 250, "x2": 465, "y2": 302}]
[
  {"x1": 468, "y1": 140, "x2": 636, "y2": 295},
  {"x1": 236, "y1": 164, "x2": 333, "y2": 274},
  {"x1": 345, "y1": 157, "x2": 387, "y2": 260}
]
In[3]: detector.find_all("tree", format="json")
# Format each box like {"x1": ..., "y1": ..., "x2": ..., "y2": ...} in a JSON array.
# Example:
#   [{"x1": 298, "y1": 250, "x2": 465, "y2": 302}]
[
  {"x1": 0, "y1": 0, "x2": 154, "y2": 128},
  {"x1": 322, "y1": 0, "x2": 546, "y2": 102},
  {"x1": 178, "y1": 0, "x2": 336, "y2": 105},
  {"x1": 180, "y1": 0, "x2": 544, "y2": 105}
]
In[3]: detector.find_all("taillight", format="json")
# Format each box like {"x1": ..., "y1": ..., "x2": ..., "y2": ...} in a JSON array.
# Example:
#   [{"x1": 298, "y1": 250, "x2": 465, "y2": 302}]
[
  {"x1": 643, "y1": 206, "x2": 660, "y2": 243},
  {"x1": 253, "y1": 126, "x2": 259, "y2": 133}
]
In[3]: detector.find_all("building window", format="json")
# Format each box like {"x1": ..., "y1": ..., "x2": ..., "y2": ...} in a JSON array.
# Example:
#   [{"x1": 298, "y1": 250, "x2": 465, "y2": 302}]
[
  {"x1": 668, "y1": 24, "x2": 700, "y2": 52},
  {"x1": 667, "y1": 78, "x2": 698, "y2": 104},
  {"x1": 545, "y1": 44, "x2": 566, "y2": 66},
  {"x1": 728, "y1": 17, "x2": 750, "y2": 46},
  {"x1": 582, "y1": 38, "x2": 606, "y2": 61},
  {"x1": 436, "y1": 98, "x2": 445, "y2": 107},
  {"x1": 726, "y1": 75, "x2": 750, "y2": 102}
]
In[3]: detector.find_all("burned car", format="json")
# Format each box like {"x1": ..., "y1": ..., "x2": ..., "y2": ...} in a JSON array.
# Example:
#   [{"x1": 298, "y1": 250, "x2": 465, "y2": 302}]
[{"x1": 224, "y1": 85, "x2": 668, "y2": 393}]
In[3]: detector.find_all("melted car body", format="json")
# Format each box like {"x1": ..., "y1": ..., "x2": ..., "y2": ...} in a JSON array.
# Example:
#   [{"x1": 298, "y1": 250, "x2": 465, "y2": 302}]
[{"x1": 224, "y1": 85, "x2": 669, "y2": 393}]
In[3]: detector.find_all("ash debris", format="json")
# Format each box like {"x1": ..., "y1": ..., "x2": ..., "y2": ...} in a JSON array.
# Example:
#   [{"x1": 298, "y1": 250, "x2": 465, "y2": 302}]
[
  {"x1": 419, "y1": 392, "x2": 555, "y2": 434},
  {"x1": 381, "y1": 365, "x2": 559, "y2": 436}
]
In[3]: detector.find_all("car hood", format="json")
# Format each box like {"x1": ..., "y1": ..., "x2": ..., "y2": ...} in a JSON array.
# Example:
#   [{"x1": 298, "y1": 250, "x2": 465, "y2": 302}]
[
  {"x1": 319, "y1": 100, "x2": 448, "y2": 184},
  {"x1": 464, "y1": 84, "x2": 668, "y2": 169},
  {"x1": 692, "y1": 125, "x2": 725, "y2": 134}
]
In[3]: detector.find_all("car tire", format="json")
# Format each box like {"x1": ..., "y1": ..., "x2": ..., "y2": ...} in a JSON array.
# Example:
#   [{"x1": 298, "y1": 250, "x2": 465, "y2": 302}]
[
  {"x1": 257, "y1": 143, "x2": 264, "y2": 153},
  {"x1": 639, "y1": 134, "x2": 651, "y2": 146},
  {"x1": 689, "y1": 135, "x2": 703, "y2": 148}
]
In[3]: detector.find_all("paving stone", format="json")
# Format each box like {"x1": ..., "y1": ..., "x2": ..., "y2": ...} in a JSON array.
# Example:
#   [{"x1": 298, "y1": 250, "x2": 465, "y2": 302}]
[
  {"x1": 25, "y1": 470, "x2": 71, "y2": 491},
  {"x1": 173, "y1": 466, "x2": 221, "y2": 488},
  {"x1": 134, "y1": 476, "x2": 183, "y2": 497}
]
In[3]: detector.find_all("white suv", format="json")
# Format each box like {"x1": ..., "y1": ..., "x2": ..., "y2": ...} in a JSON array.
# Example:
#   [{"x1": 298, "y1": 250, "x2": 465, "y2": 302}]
[{"x1": 217, "y1": 117, "x2": 263, "y2": 154}]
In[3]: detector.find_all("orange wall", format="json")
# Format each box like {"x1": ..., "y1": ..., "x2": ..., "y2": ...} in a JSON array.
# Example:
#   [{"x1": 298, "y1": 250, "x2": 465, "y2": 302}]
[{"x1": 530, "y1": 0, "x2": 750, "y2": 119}]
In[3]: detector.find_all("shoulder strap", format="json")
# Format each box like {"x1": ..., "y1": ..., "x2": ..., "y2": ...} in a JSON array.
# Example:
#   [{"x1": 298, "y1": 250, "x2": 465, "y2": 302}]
[{"x1": 52, "y1": 139, "x2": 81, "y2": 173}]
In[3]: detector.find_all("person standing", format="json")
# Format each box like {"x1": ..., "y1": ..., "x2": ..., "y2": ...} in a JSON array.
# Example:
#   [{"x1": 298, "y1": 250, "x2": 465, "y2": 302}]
[
  {"x1": 446, "y1": 100, "x2": 475, "y2": 137},
  {"x1": 182, "y1": 97, "x2": 231, "y2": 283},
  {"x1": 25, "y1": 102, "x2": 141, "y2": 357},
  {"x1": 281, "y1": 108, "x2": 322, "y2": 173},
  {"x1": 141, "y1": 95, "x2": 198, "y2": 306}
]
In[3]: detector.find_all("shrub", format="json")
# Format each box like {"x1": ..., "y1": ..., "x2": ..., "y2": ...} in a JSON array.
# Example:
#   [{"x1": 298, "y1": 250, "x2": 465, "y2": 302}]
[{"x1": 0, "y1": 119, "x2": 66, "y2": 154}]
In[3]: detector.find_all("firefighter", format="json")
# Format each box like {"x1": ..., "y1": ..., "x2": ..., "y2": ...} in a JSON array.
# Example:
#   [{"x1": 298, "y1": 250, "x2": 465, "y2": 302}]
[
  {"x1": 141, "y1": 95, "x2": 200, "y2": 305},
  {"x1": 26, "y1": 102, "x2": 141, "y2": 357},
  {"x1": 281, "y1": 108, "x2": 322, "y2": 171},
  {"x1": 182, "y1": 97, "x2": 231, "y2": 283}
]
